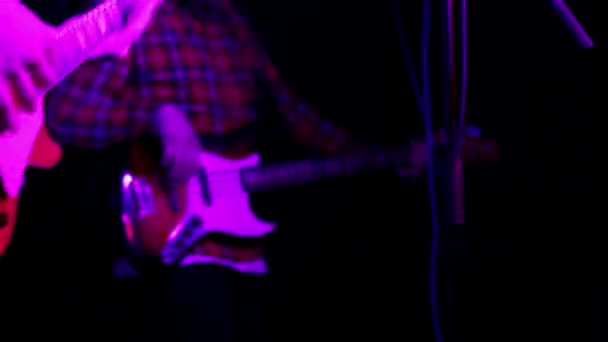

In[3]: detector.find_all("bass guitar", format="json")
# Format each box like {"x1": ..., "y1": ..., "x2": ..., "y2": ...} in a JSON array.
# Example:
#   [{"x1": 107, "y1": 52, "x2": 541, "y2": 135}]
[{"x1": 122, "y1": 134, "x2": 500, "y2": 267}]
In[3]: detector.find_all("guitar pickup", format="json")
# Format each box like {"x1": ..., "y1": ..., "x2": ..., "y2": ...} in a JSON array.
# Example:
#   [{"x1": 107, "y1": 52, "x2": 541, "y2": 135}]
[{"x1": 198, "y1": 169, "x2": 212, "y2": 206}]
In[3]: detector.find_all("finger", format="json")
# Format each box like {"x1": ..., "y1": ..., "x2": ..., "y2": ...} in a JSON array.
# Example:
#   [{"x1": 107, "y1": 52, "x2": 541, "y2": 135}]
[
  {"x1": 7, "y1": 69, "x2": 37, "y2": 113},
  {"x1": 168, "y1": 163, "x2": 183, "y2": 184},
  {"x1": 0, "y1": 80, "x2": 17, "y2": 133},
  {"x1": 170, "y1": 152, "x2": 190, "y2": 183},
  {"x1": 162, "y1": 144, "x2": 175, "y2": 168},
  {"x1": 172, "y1": 149, "x2": 198, "y2": 183},
  {"x1": 163, "y1": 146, "x2": 181, "y2": 181},
  {"x1": 183, "y1": 142, "x2": 202, "y2": 179},
  {"x1": 187, "y1": 151, "x2": 200, "y2": 178},
  {"x1": 169, "y1": 149, "x2": 196, "y2": 183},
  {"x1": 179, "y1": 156, "x2": 198, "y2": 184},
  {"x1": 26, "y1": 51, "x2": 57, "y2": 90}
]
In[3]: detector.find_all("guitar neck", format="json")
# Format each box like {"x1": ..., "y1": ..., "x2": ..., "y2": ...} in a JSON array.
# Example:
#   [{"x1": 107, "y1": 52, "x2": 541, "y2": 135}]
[
  {"x1": 240, "y1": 149, "x2": 410, "y2": 192},
  {"x1": 53, "y1": 0, "x2": 128, "y2": 81}
]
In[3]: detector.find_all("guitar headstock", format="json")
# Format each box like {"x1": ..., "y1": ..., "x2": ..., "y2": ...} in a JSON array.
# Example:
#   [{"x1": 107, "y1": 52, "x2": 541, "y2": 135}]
[
  {"x1": 73, "y1": 0, "x2": 163, "y2": 60},
  {"x1": 435, "y1": 127, "x2": 501, "y2": 163}
]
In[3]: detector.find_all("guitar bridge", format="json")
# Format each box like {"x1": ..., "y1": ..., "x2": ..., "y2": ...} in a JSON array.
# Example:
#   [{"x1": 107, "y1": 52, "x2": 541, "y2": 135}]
[{"x1": 161, "y1": 215, "x2": 206, "y2": 266}]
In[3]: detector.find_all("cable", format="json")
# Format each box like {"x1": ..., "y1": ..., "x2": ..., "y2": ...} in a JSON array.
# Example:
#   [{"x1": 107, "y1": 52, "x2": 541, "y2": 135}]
[
  {"x1": 453, "y1": 0, "x2": 468, "y2": 158},
  {"x1": 421, "y1": 0, "x2": 444, "y2": 341},
  {"x1": 387, "y1": 0, "x2": 424, "y2": 116},
  {"x1": 448, "y1": 0, "x2": 468, "y2": 227},
  {"x1": 446, "y1": 0, "x2": 457, "y2": 145},
  {"x1": 388, "y1": 1, "x2": 458, "y2": 340},
  {"x1": 442, "y1": 0, "x2": 453, "y2": 161}
]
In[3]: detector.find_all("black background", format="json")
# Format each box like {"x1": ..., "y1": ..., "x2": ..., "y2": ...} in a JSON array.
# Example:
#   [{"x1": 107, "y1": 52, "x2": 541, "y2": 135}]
[{"x1": 20, "y1": 0, "x2": 602, "y2": 341}]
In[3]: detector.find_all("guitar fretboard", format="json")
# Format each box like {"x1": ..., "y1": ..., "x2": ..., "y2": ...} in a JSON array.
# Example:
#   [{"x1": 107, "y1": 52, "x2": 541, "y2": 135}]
[
  {"x1": 53, "y1": 0, "x2": 126, "y2": 80},
  {"x1": 240, "y1": 149, "x2": 411, "y2": 192}
]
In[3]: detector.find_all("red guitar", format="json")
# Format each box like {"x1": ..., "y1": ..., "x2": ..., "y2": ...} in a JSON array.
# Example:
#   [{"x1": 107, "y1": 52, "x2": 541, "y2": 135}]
[{"x1": 0, "y1": 0, "x2": 163, "y2": 256}]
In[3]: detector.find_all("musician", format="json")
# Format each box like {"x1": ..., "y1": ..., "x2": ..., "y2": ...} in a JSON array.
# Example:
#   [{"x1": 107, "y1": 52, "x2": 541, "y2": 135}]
[{"x1": 38, "y1": 0, "x2": 378, "y2": 341}]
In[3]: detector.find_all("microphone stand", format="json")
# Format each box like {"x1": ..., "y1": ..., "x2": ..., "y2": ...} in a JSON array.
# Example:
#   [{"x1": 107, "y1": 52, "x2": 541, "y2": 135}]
[
  {"x1": 445, "y1": 0, "x2": 466, "y2": 227},
  {"x1": 428, "y1": 1, "x2": 593, "y2": 341},
  {"x1": 551, "y1": 0, "x2": 594, "y2": 49}
]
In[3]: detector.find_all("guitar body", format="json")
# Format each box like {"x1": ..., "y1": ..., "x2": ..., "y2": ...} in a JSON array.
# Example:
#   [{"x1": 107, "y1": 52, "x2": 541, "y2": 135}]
[
  {"x1": 29, "y1": 126, "x2": 63, "y2": 169},
  {"x1": 0, "y1": 99, "x2": 63, "y2": 256},
  {"x1": 123, "y1": 144, "x2": 273, "y2": 265}
]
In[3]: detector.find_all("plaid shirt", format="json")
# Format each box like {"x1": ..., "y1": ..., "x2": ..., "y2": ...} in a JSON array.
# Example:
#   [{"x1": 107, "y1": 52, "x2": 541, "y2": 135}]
[{"x1": 45, "y1": 0, "x2": 352, "y2": 155}]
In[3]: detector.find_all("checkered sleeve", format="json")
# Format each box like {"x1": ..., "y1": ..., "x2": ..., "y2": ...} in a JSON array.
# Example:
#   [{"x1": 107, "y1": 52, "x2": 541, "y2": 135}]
[
  {"x1": 44, "y1": 54, "x2": 158, "y2": 149},
  {"x1": 44, "y1": 3, "x2": 194, "y2": 149}
]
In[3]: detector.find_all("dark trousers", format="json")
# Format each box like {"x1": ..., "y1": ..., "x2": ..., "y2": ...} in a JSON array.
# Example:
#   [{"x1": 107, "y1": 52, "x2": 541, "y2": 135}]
[
  {"x1": 135, "y1": 264, "x2": 270, "y2": 342},
  {"x1": 265, "y1": 178, "x2": 436, "y2": 342}
]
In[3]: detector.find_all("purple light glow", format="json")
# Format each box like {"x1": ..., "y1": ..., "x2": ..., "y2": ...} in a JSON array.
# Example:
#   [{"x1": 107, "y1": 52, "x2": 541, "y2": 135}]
[{"x1": 552, "y1": 0, "x2": 594, "y2": 49}]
